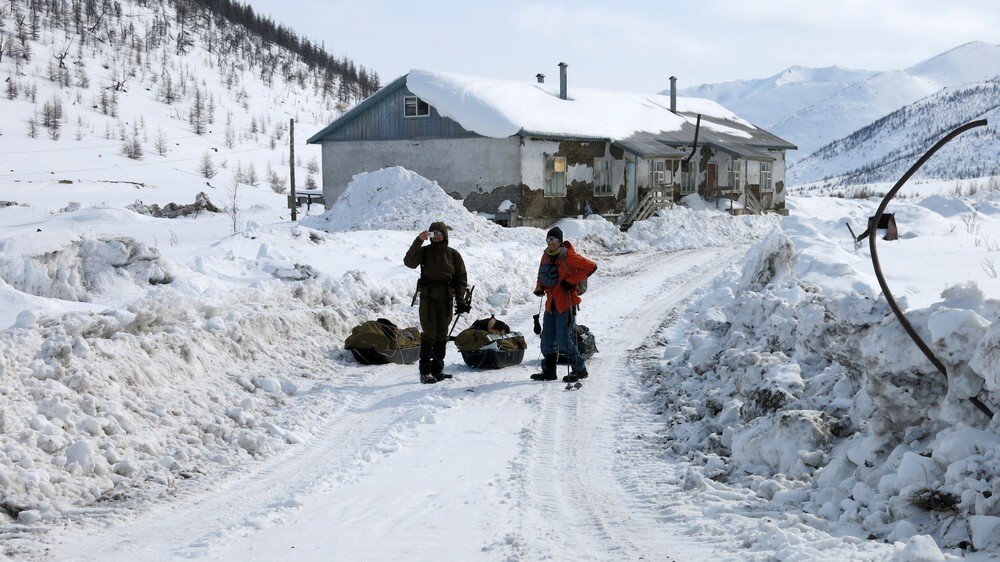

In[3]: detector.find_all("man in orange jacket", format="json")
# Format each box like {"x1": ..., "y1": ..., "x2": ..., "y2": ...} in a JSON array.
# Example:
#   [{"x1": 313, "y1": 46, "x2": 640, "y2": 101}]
[{"x1": 530, "y1": 226, "x2": 597, "y2": 383}]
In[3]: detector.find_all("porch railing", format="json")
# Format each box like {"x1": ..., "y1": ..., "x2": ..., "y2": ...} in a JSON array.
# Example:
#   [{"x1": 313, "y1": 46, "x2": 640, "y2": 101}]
[{"x1": 622, "y1": 188, "x2": 673, "y2": 228}]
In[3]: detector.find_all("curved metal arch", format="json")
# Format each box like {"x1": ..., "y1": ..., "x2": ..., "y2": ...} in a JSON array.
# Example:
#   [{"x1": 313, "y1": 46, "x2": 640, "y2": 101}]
[{"x1": 867, "y1": 118, "x2": 992, "y2": 418}]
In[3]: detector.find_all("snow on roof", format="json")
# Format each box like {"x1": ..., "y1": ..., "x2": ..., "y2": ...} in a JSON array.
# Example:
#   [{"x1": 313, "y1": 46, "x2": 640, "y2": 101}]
[{"x1": 406, "y1": 69, "x2": 755, "y2": 140}]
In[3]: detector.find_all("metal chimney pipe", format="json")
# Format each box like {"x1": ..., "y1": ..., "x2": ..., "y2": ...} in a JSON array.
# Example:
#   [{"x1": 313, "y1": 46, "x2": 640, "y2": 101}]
[
  {"x1": 558, "y1": 62, "x2": 568, "y2": 100},
  {"x1": 536, "y1": 73, "x2": 545, "y2": 84},
  {"x1": 670, "y1": 76, "x2": 677, "y2": 113}
]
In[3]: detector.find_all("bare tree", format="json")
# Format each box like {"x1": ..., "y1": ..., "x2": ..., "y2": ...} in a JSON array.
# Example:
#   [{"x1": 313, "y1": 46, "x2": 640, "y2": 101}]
[
  {"x1": 245, "y1": 164, "x2": 259, "y2": 188},
  {"x1": 189, "y1": 87, "x2": 206, "y2": 134},
  {"x1": 224, "y1": 111, "x2": 235, "y2": 148},
  {"x1": 5, "y1": 76, "x2": 18, "y2": 100},
  {"x1": 121, "y1": 122, "x2": 142, "y2": 159},
  {"x1": 196, "y1": 151, "x2": 216, "y2": 178},
  {"x1": 266, "y1": 162, "x2": 286, "y2": 193},
  {"x1": 155, "y1": 127, "x2": 168, "y2": 156},
  {"x1": 226, "y1": 177, "x2": 241, "y2": 234}
]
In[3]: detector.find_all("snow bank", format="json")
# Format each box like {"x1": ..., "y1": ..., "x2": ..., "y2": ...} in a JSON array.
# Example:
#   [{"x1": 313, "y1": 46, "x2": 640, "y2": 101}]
[
  {"x1": 302, "y1": 166, "x2": 493, "y2": 234},
  {"x1": 0, "y1": 234, "x2": 175, "y2": 303},
  {"x1": 628, "y1": 204, "x2": 779, "y2": 252},
  {"x1": 550, "y1": 215, "x2": 647, "y2": 254},
  {"x1": 0, "y1": 271, "x2": 411, "y2": 525},
  {"x1": 646, "y1": 219, "x2": 1000, "y2": 551}
]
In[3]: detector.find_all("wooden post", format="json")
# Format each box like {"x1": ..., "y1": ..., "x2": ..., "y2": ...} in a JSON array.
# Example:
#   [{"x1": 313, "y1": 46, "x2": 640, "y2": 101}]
[{"x1": 289, "y1": 118, "x2": 296, "y2": 221}]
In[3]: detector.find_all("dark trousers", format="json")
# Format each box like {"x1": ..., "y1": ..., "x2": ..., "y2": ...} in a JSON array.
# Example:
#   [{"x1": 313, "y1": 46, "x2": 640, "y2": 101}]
[
  {"x1": 419, "y1": 298, "x2": 452, "y2": 375},
  {"x1": 540, "y1": 310, "x2": 585, "y2": 373}
]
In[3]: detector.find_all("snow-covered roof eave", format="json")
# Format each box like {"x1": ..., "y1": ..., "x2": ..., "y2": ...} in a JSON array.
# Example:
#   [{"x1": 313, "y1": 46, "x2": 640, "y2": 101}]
[{"x1": 517, "y1": 129, "x2": 612, "y2": 142}]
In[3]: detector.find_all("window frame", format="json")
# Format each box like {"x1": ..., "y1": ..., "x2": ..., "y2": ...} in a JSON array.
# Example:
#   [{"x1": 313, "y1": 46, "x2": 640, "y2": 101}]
[
  {"x1": 593, "y1": 157, "x2": 613, "y2": 196},
  {"x1": 544, "y1": 156, "x2": 567, "y2": 197},
  {"x1": 760, "y1": 161, "x2": 773, "y2": 192},
  {"x1": 403, "y1": 95, "x2": 430, "y2": 118},
  {"x1": 728, "y1": 159, "x2": 743, "y2": 190}
]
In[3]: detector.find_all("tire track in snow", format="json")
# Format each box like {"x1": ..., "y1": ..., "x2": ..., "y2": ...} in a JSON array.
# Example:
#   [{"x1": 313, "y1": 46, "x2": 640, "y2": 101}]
[
  {"x1": 48, "y1": 363, "x2": 435, "y2": 560},
  {"x1": 512, "y1": 247, "x2": 744, "y2": 560}
]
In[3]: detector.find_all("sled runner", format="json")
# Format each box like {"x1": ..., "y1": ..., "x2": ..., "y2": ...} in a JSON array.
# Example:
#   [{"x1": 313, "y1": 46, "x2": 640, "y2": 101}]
[{"x1": 344, "y1": 318, "x2": 422, "y2": 365}]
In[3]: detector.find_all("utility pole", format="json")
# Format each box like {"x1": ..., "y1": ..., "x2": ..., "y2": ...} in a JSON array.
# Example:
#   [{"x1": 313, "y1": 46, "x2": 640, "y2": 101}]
[{"x1": 289, "y1": 118, "x2": 297, "y2": 221}]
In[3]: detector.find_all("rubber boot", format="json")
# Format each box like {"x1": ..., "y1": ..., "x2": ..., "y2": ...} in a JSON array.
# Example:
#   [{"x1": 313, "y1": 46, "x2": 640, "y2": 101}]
[
  {"x1": 432, "y1": 341, "x2": 452, "y2": 381},
  {"x1": 419, "y1": 341, "x2": 437, "y2": 384},
  {"x1": 530, "y1": 353, "x2": 558, "y2": 381}
]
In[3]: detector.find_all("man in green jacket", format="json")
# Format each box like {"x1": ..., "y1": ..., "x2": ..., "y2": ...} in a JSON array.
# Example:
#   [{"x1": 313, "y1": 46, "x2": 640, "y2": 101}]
[{"x1": 404, "y1": 221, "x2": 470, "y2": 384}]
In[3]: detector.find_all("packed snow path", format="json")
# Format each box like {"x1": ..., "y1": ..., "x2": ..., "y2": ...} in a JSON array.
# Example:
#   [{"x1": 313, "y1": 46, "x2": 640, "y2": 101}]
[{"x1": 46, "y1": 246, "x2": 861, "y2": 561}]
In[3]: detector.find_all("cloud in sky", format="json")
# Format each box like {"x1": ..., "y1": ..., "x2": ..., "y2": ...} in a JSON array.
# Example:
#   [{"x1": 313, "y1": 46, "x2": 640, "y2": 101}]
[{"x1": 243, "y1": 0, "x2": 1000, "y2": 92}]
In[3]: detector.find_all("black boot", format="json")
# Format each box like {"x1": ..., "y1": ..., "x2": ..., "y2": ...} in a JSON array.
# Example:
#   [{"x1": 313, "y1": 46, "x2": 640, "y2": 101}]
[
  {"x1": 530, "y1": 353, "x2": 558, "y2": 381},
  {"x1": 563, "y1": 368, "x2": 587, "y2": 383},
  {"x1": 432, "y1": 341, "x2": 452, "y2": 381},
  {"x1": 419, "y1": 341, "x2": 436, "y2": 384}
]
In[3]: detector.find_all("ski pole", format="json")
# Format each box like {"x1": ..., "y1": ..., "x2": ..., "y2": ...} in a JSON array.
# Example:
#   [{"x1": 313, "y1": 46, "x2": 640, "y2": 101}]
[{"x1": 448, "y1": 286, "x2": 475, "y2": 339}]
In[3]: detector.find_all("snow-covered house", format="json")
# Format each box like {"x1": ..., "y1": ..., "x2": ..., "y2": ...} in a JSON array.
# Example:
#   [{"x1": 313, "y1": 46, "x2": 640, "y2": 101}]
[{"x1": 308, "y1": 67, "x2": 797, "y2": 227}]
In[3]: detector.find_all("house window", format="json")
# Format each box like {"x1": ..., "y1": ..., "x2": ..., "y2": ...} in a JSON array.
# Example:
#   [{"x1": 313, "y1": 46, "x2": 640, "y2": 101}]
[
  {"x1": 760, "y1": 161, "x2": 773, "y2": 191},
  {"x1": 404, "y1": 96, "x2": 430, "y2": 118},
  {"x1": 544, "y1": 156, "x2": 567, "y2": 196},
  {"x1": 593, "y1": 158, "x2": 612, "y2": 196},
  {"x1": 650, "y1": 160, "x2": 675, "y2": 187},
  {"x1": 728, "y1": 160, "x2": 742, "y2": 189}
]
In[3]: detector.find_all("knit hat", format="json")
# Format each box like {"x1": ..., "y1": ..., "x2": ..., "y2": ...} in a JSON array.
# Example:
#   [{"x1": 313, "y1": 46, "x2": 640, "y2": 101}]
[{"x1": 546, "y1": 226, "x2": 563, "y2": 242}]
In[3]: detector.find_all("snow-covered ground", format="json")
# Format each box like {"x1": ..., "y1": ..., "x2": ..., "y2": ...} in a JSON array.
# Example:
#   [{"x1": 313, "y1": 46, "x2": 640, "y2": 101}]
[{"x1": 1, "y1": 162, "x2": 998, "y2": 560}]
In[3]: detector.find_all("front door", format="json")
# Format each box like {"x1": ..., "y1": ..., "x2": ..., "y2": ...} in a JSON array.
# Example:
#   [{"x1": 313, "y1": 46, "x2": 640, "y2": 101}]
[
  {"x1": 626, "y1": 161, "x2": 637, "y2": 211},
  {"x1": 707, "y1": 163, "x2": 717, "y2": 191}
]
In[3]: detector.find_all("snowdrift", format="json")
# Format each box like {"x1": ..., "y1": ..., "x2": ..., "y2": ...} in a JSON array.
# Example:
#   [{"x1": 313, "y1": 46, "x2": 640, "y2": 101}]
[
  {"x1": 302, "y1": 166, "x2": 494, "y2": 234},
  {"x1": 649, "y1": 221, "x2": 1000, "y2": 552}
]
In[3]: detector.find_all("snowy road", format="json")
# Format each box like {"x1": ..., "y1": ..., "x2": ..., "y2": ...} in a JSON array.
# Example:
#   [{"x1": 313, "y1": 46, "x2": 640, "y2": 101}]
[{"x1": 51, "y1": 247, "x2": 745, "y2": 561}]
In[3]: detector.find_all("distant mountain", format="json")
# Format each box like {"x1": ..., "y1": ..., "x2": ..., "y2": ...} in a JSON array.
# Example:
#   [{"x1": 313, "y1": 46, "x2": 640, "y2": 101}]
[
  {"x1": 675, "y1": 65, "x2": 875, "y2": 130},
  {"x1": 788, "y1": 78, "x2": 1000, "y2": 186},
  {"x1": 678, "y1": 42, "x2": 1000, "y2": 164}
]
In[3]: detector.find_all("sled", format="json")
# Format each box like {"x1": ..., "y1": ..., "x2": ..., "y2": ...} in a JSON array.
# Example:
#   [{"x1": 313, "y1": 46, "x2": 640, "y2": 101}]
[
  {"x1": 455, "y1": 330, "x2": 527, "y2": 370},
  {"x1": 349, "y1": 346, "x2": 421, "y2": 366},
  {"x1": 344, "y1": 318, "x2": 421, "y2": 365}
]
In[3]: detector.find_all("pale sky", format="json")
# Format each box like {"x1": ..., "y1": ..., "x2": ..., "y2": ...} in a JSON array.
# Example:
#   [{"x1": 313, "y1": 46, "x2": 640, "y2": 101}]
[{"x1": 243, "y1": 0, "x2": 1000, "y2": 93}]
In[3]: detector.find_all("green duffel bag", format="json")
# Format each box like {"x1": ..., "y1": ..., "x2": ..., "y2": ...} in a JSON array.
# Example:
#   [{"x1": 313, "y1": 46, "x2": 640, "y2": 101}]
[
  {"x1": 556, "y1": 324, "x2": 598, "y2": 364},
  {"x1": 344, "y1": 318, "x2": 421, "y2": 365},
  {"x1": 455, "y1": 327, "x2": 527, "y2": 369}
]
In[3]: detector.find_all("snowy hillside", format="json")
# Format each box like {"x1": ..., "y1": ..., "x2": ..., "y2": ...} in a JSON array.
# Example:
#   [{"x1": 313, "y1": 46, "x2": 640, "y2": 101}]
[
  {"x1": 789, "y1": 79, "x2": 1000, "y2": 187},
  {"x1": 676, "y1": 65, "x2": 876, "y2": 131},
  {"x1": 681, "y1": 42, "x2": 1000, "y2": 164},
  {"x1": 0, "y1": 0, "x2": 378, "y2": 199}
]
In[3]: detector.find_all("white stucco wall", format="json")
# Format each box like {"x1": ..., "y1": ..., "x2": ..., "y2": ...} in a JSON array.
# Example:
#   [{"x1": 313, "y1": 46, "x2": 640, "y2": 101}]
[
  {"x1": 519, "y1": 138, "x2": 624, "y2": 199},
  {"x1": 319, "y1": 137, "x2": 522, "y2": 203},
  {"x1": 519, "y1": 138, "x2": 558, "y2": 191}
]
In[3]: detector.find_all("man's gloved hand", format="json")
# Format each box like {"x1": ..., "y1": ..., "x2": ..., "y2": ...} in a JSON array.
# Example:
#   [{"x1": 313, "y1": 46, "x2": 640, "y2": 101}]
[
  {"x1": 456, "y1": 300, "x2": 472, "y2": 314},
  {"x1": 533, "y1": 287, "x2": 545, "y2": 297},
  {"x1": 559, "y1": 279, "x2": 574, "y2": 293}
]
